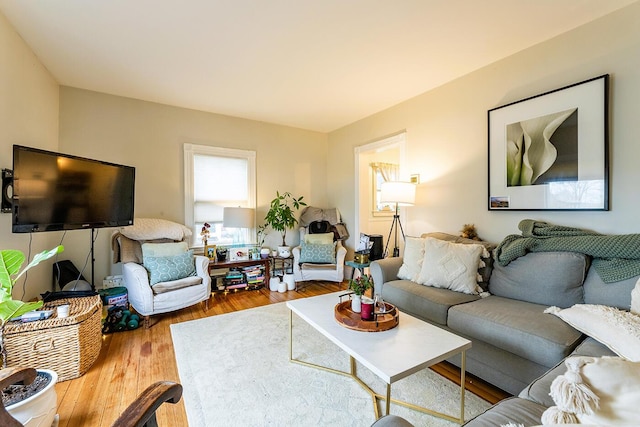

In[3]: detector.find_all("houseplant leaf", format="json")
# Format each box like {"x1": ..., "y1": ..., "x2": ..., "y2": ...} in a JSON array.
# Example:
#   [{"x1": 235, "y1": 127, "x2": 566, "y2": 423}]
[
  {"x1": 0, "y1": 250, "x2": 26, "y2": 303},
  {"x1": 0, "y1": 299, "x2": 43, "y2": 323}
]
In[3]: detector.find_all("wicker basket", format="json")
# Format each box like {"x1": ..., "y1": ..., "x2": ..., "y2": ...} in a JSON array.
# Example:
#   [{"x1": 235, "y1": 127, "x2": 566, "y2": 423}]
[{"x1": 3, "y1": 295, "x2": 103, "y2": 382}]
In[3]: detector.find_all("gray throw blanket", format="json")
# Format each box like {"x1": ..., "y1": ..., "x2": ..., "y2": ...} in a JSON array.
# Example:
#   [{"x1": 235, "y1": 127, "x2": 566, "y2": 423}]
[{"x1": 495, "y1": 220, "x2": 640, "y2": 283}]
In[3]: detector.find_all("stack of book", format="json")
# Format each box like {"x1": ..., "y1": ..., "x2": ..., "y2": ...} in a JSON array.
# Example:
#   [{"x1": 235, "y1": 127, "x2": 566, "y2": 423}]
[
  {"x1": 243, "y1": 265, "x2": 265, "y2": 289},
  {"x1": 223, "y1": 269, "x2": 247, "y2": 290}
]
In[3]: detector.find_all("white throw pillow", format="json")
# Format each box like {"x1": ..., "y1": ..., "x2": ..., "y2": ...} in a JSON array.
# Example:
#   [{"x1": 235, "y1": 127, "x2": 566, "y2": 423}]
[
  {"x1": 542, "y1": 356, "x2": 640, "y2": 426},
  {"x1": 417, "y1": 237, "x2": 484, "y2": 294},
  {"x1": 397, "y1": 237, "x2": 424, "y2": 281},
  {"x1": 631, "y1": 277, "x2": 640, "y2": 315},
  {"x1": 545, "y1": 304, "x2": 640, "y2": 362}
]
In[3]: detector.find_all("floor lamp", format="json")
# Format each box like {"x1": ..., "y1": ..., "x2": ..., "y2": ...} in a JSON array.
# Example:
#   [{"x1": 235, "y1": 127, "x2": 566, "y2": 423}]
[{"x1": 380, "y1": 181, "x2": 416, "y2": 257}]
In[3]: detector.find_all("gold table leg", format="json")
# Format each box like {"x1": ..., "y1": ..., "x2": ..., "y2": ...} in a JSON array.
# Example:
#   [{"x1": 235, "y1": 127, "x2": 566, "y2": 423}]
[{"x1": 289, "y1": 310, "x2": 466, "y2": 424}]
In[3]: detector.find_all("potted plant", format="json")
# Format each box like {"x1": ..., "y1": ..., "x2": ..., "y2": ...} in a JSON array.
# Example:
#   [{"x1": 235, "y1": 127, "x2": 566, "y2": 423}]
[
  {"x1": 0, "y1": 245, "x2": 63, "y2": 427},
  {"x1": 264, "y1": 191, "x2": 306, "y2": 256},
  {"x1": 347, "y1": 274, "x2": 373, "y2": 313}
]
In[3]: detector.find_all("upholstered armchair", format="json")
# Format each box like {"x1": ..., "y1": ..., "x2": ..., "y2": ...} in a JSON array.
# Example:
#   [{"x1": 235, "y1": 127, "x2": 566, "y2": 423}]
[
  {"x1": 112, "y1": 219, "x2": 211, "y2": 327},
  {"x1": 292, "y1": 226, "x2": 347, "y2": 285}
]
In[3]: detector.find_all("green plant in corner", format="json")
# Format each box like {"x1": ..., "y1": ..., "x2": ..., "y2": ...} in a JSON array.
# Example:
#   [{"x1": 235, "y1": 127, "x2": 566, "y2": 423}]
[
  {"x1": 264, "y1": 191, "x2": 306, "y2": 246},
  {"x1": 0, "y1": 246, "x2": 64, "y2": 326}
]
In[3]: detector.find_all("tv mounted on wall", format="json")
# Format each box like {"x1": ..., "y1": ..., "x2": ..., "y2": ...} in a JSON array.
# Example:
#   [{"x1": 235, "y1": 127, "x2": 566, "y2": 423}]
[{"x1": 12, "y1": 145, "x2": 135, "y2": 233}]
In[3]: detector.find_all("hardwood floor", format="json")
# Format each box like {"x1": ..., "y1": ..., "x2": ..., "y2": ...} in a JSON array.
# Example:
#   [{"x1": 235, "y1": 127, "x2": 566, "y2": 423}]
[{"x1": 54, "y1": 282, "x2": 509, "y2": 426}]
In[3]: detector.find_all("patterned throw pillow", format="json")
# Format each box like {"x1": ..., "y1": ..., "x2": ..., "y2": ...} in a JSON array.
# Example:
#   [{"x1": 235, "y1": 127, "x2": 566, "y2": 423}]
[
  {"x1": 417, "y1": 237, "x2": 484, "y2": 294},
  {"x1": 143, "y1": 250, "x2": 196, "y2": 285},
  {"x1": 299, "y1": 242, "x2": 336, "y2": 264}
]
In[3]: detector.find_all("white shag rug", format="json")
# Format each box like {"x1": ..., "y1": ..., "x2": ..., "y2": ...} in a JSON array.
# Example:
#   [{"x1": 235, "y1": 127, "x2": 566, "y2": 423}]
[{"x1": 171, "y1": 302, "x2": 491, "y2": 426}]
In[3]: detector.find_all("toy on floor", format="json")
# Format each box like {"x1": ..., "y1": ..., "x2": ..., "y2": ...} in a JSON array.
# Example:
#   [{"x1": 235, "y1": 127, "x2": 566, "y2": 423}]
[{"x1": 102, "y1": 305, "x2": 140, "y2": 333}]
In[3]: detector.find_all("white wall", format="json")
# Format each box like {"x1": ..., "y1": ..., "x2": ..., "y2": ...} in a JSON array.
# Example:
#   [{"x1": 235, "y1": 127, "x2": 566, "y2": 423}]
[
  {"x1": 328, "y1": 2, "x2": 640, "y2": 249},
  {"x1": 0, "y1": 11, "x2": 60, "y2": 300},
  {"x1": 58, "y1": 87, "x2": 328, "y2": 283}
]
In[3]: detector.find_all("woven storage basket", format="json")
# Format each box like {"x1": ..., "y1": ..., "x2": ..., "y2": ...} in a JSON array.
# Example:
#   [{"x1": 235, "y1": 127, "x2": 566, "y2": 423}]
[{"x1": 3, "y1": 295, "x2": 102, "y2": 382}]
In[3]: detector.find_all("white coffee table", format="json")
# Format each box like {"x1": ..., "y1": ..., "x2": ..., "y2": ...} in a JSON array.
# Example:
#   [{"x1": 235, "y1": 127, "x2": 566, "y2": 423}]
[{"x1": 286, "y1": 292, "x2": 471, "y2": 423}]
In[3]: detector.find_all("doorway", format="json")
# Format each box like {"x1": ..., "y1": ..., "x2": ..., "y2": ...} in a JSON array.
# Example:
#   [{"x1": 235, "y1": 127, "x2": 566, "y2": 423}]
[{"x1": 353, "y1": 132, "x2": 407, "y2": 256}]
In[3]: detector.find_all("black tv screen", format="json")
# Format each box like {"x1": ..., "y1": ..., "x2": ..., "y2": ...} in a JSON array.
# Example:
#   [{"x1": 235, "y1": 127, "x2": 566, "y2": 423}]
[{"x1": 12, "y1": 145, "x2": 135, "y2": 233}]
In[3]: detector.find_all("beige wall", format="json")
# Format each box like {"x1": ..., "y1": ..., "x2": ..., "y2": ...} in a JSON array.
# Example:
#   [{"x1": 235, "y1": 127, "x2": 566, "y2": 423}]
[
  {"x1": 328, "y1": 2, "x2": 640, "y2": 249},
  {"x1": 0, "y1": 11, "x2": 60, "y2": 300},
  {"x1": 58, "y1": 87, "x2": 328, "y2": 282}
]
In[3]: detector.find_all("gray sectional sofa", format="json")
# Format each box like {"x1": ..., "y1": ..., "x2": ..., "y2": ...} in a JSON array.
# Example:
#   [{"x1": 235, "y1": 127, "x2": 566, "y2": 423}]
[{"x1": 369, "y1": 232, "x2": 637, "y2": 426}]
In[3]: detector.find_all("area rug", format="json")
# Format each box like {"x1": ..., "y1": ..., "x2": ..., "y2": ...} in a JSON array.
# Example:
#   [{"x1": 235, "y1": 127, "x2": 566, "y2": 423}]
[{"x1": 171, "y1": 302, "x2": 491, "y2": 426}]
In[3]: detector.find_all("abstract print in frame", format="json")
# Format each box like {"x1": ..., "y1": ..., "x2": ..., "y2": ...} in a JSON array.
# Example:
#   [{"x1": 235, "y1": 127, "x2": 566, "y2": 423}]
[{"x1": 488, "y1": 75, "x2": 609, "y2": 210}]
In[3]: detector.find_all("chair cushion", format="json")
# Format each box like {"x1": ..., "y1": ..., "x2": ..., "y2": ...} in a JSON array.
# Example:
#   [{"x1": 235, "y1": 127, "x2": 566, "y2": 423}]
[
  {"x1": 583, "y1": 268, "x2": 638, "y2": 309},
  {"x1": 143, "y1": 250, "x2": 196, "y2": 285},
  {"x1": 299, "y1": 241, "x2": 336, "y2": 263},
  {"x1": 303, "y1": 232, "x2": 334, "y2": 245},
  {"x1": 151, "y1": 276, "x2": 203, "y2": 294},
  {"x1": 141, "y1": 241, "x2": 188, "y2": 258},
  {"x1": 463, "y1": 397, "x2": 546, "y2": 427},
  {"x1": 448, "y1": 296, "x2": 583, "y2": 367},
  {"x1": 488, "y1": 251, "x2": 588, "y2": 308}
]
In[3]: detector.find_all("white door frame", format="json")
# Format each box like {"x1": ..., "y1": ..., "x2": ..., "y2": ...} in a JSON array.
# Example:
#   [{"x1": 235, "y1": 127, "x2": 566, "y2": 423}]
[{"x1": 353, "y1": 132, "x2": 407, "y2": 252}]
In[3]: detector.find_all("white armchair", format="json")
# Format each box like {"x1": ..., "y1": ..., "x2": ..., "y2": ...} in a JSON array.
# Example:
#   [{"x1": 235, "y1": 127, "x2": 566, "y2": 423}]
[
  {"x1": 122, "y1": 255, "x2": 211, "y2": 327},
  {"x1": 292, "y1": 227, "x2": 347, "y2": 285},
  {"x1": 112, "y1": 219, "x2": 211, "y2": 327}
]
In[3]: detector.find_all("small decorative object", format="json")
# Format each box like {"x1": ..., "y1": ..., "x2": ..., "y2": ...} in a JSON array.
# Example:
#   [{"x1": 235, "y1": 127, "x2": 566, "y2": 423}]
[
  {"x1": 460, "y1": 224, "x2": 481, "y2": 241},
  {"x1": 278, "y1": 246, "x2": 291, "y2": 258},
  {"x1": 374, "y1": 293, "x2": 386, "y2": 313},
  {"x1": 277, "y1": 279, "x2": 287, "y2": 293},
  {"x1": 200, "y1": 222, "x2": 211, "y2": 245},
  {"x1": 264, "y1": 191, "x2": 307, "y2": 247},
  {"x1": 347, "y1": 274, "x2": 373, "y2": 313},
  {"x1": 204, "y1": 244, "x2": 216, "y2": 259},
  {"x1": 354, "y1": 251, "x2": 369, "y2": 264},
  {"x1": 216, "y1": 246, "x2": 228, "y2": 262},
  {"x1": 57, "y1": 304, "x2": 70, "y2": 318},
  {"x1": 360, "y1": 297, "x2": 374, "y2": 320},
  {"x1": 269, "y1": 276, "x2": 280, "y2": 292},
  {"x1": 260, "y1": 248, "x2": 270, "y2": 259},
  {"x1": 283, "y1": 273, "x2": 295, "y2": 291},
  {"x1": 271, "y1": 249, "x2": 278, "y2": 257}
]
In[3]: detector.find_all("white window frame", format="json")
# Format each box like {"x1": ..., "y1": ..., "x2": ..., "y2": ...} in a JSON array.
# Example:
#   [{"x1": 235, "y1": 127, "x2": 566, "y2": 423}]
[{"x1": 184, "y1": 143, "x2": 256, "y2": 246}]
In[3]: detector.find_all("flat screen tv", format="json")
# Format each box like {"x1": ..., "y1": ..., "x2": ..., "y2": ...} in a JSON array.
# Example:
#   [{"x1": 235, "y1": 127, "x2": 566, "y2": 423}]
[{"x1": 12, "y1": 145, "x2": 135, "y2": 233}]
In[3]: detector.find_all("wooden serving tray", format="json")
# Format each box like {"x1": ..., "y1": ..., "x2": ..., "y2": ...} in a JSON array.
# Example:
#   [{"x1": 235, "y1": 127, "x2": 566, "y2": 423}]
[{"x1": 334, "y1": 300, "x2": 399, "y2": 332}]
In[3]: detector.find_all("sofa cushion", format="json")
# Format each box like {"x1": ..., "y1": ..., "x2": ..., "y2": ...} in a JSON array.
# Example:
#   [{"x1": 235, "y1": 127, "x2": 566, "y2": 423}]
[
  {"x1": 546, "y1": 304, "x2": 640, "y2": 361},
  {"x1": 583, "y1": 268, "x2": 638, "y2": 309},
  {"x1": 417, "y1": 237, "x2": 485, "y2": 295},
  {"x1": 542, "y1": 356, "x2": 640, "y2": 426},
  {"x1": 422, "y1": 232, "x2": 496, "y2": 291},
  {"x1": 520, "y1": 338, "x2": 616, "y2": 408},
  {"x1": 397, "y1": 236, "x2": 424, "y2": 282},
  {"x1": 488, "y1": 252, "x2": 588, "y2": 308},
  {"x1": 462, "y1": 397, "x2": 545, "y2": 427},
  {"x1": 448, "y1": 296, "x2": 583, "y2": 368},
  {"x1": 381, "y1": 279, "x2": 479, "y2": 325}
]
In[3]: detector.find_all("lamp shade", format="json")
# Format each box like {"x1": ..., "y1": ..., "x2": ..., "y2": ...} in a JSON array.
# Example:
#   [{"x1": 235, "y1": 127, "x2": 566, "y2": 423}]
[
  {"x1": 380, "y1": 181, "x2": 416, "y2": 206},
  {"x1": 223, "y1": 207, "x2": 255, "y2": 228}
]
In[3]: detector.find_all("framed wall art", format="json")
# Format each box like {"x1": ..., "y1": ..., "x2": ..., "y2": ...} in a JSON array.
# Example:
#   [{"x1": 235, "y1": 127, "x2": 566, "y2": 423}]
[{"x1": 488, "y1": 75, "x2": 609, "y2": 211}]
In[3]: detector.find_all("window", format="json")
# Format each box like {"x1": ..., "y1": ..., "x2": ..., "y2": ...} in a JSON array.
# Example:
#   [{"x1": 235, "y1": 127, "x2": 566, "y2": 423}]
[
  {"x1": 184, "y1": 144, "x2": 256, "y2": 246},
  {"x1": 370, "y1": 162, "x2": 398, "y2": 215}
]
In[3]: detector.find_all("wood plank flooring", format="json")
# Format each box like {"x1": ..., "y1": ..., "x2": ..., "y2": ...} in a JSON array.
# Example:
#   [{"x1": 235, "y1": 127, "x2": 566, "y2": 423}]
[{"x1": 54, "y1": 281, "x2": 509, "y2": 426}]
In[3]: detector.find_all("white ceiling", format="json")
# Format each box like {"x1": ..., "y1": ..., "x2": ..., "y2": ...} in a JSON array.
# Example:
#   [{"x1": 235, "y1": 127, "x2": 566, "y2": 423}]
[{"x1": 1, "y1": 0, "x2": 636, "y2": 132}]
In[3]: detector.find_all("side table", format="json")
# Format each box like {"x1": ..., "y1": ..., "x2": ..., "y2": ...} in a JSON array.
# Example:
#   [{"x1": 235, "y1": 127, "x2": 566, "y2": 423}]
[
  {"x1": 270, "y1": 255, "x2": 294, "y2": 277},
  {"x1": 345, "y1": 260, "x2": 371, "y2": 280}
]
